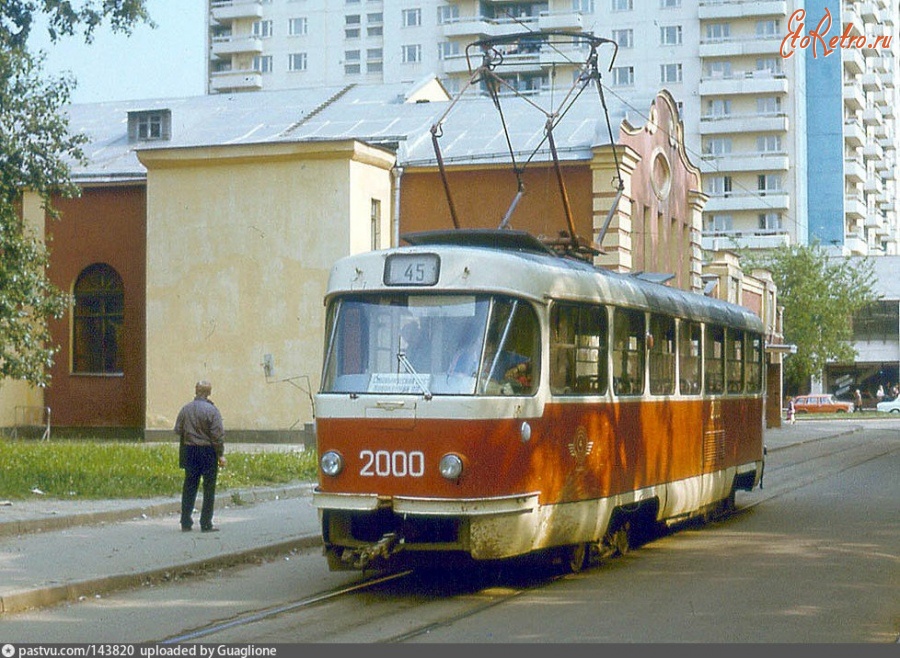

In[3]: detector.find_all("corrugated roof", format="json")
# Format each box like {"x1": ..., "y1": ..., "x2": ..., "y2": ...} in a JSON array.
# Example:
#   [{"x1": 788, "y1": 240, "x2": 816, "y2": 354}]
[{"x1": 66, "y1": 79, "x2": 629, "y2": 182}]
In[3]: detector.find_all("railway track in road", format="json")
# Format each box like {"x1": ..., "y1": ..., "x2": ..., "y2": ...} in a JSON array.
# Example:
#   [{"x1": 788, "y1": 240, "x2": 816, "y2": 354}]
[
  {"x1": 156, "y1": 430, "x2": 898, "y2": 644},
  {"x1": 159, "y1": 570, "x2": 416, "y2": 643}
]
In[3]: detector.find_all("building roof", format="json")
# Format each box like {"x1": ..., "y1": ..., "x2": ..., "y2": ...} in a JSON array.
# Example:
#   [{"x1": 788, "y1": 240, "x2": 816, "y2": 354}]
[{"x1": 66, "y1": 79, "x2": 629, "y2": 183}]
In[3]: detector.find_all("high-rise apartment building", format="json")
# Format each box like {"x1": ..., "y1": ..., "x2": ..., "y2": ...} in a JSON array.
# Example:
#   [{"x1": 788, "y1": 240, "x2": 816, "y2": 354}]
[{"x1": 206, "y1": 0, "x2": 899, "y2": 255}]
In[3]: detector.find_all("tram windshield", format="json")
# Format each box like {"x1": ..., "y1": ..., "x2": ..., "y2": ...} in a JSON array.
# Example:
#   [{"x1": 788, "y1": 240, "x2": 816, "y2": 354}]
[{"x1": 321, "y1": 293, "x2": 539, "y2": 396}]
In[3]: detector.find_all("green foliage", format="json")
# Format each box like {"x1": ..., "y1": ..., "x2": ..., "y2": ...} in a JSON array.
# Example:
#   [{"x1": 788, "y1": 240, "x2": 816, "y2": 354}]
[
  {"x1": 0, "y1": 439, "x2": 318, "y2": 500},
  {"x1": 741, "y1": 242, "x2": 879, "y2": 391},
  {"x1": 1, "y1": 1, "x2": 153, "y2": 49},
  {"x1": 0, "y1": 2, "x2": 150, "y2": 386},
  {"x1": 0, "y1": 49, "x2": 79, "y2": 385}
]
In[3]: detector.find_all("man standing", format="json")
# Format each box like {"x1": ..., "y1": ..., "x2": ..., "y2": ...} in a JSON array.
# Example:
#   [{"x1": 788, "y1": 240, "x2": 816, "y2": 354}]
[{"x1": 175, "y1": 380, "x2": 226, "y2": 532}]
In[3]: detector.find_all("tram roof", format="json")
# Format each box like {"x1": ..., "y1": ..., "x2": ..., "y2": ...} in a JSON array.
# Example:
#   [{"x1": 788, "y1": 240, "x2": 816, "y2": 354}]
[{"x1": 327, "y1": 230, "x2": 764, "y2": 334}]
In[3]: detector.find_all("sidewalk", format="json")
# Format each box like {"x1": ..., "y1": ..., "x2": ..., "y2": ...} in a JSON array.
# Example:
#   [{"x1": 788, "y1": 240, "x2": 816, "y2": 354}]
[{"x1": 0, "y1": 421, "x2": 869, "y2": 615}]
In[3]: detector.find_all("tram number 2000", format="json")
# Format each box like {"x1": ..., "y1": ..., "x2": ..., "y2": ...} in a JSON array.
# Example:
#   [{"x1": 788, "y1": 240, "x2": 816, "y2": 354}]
[{"x1": 359, "y1": 450, "x2": 425, "y2": 477}]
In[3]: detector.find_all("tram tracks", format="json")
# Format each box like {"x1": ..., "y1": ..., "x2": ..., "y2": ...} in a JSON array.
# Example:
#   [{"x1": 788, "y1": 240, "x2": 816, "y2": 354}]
[
  {"x1": 158, "y1": 570, "x2": 415, "y2": 644},
  {"x1": 158, "y1": 429, "x2": 899, "y2": 644}
]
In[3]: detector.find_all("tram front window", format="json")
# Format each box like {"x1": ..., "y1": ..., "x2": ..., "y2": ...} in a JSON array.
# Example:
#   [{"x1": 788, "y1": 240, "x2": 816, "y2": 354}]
[{"x1": 321, "y1": 293, "x2": 539, "y2": 396}]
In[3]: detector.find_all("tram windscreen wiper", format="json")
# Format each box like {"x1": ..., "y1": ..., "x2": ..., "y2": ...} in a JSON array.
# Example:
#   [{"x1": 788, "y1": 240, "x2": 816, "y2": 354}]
[{"x1": 397, "y1": 351, "x2": 433, "y2": 399}]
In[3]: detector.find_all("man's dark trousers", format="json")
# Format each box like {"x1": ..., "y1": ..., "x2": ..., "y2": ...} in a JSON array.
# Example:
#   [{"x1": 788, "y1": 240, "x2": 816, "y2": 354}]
[{"x1": 180, "y1": 445, "x2": 219, "y2": 530}]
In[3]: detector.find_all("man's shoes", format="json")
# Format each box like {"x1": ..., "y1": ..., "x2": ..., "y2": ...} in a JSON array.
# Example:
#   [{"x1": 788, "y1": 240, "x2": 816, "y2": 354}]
[
  {"x1": 181, "y1": 526, "x2": 192, "y2": 532},
  {"x1": 201, "y1": 526, "x2": 220, "y2": 533}
]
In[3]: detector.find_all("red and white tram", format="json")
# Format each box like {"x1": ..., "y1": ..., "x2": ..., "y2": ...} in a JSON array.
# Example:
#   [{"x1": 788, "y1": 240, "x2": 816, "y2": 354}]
[{"x1": 312, "y1": 229, "x2": 765, "y2": 572}]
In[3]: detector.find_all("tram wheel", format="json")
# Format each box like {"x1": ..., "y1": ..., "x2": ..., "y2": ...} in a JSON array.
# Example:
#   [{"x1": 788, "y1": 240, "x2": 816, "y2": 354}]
[
  {"x1": 566, "y1": 543, "x2": 589, "y2": 573},
  {"x1": 610, "y1": 522, "x2": 630, "y2": 556}
]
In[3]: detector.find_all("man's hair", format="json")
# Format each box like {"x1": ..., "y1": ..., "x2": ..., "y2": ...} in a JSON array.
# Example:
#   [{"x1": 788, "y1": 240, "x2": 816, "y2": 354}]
[{"x1": 195, "y1": 380, "x2": 212, "y2": 396}]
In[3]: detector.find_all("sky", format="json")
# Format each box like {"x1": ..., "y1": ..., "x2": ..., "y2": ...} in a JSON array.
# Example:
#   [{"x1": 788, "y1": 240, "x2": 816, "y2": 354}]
[{"x1": 28, "y1": 1, "x2": 207, "y2": 104}]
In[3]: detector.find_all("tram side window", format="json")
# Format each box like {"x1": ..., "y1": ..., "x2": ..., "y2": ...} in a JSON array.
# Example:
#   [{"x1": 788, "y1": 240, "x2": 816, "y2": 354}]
[
  {"x1": 649, "y1": 314, "x2": 676, "y2": 395},
  {"x1": 613, "y1": 308, "x2": 645, "y2": 396},
  {"x1": 679, "y1": 320, "x2": 702, "y2": 395},
  {"x1": 726, "y1": 329, "x2": 745, "y2": 394},
  {"x1": 550, "y1": 303, "x2": 609, "y2": 395},
  {"x1": 746, "y1": 332, "x2": 763, "y2": 393},
  {"x1": 479, "y1": 297, "x2": 540, "y2": 396},
  {"x1": 704, "y1": 324, "x2": 725, "y2": 394}
]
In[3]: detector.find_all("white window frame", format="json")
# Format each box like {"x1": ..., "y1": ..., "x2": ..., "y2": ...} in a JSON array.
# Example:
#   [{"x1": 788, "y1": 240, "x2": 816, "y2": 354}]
[
  {"x1": 402, "y1": 44, "x2": 422, "y2": 63},
  {"x1": 757, "y1": 135, "x2": 782, "y2": 153},
  {"x1": 611, "y1": 28, "x2": 633, "y2": 49},
  {"x1": 289, "y1": 52, "x2": 308, "y2": 71},
  {"x1": 660, "y1": 63, "x2": 682, "y2": 83},
  {"x1": 438, "y1": 5, "x2": 459, "y2": 24},
  {"x1": 252, "y1": 20, "x2": 273, "y2": 38},
  {"x1": 253, "y1": 55, "x2": 273, "y2": 73},
  {"x1": 403, "y1": 8, "x2": 422, "y2": 27},
  {"x1": 704, "y1": 137, "x2": 732, "y2": 156},
  {"x1": 612, "y1": 65, "x2": 634, "y2": 86},
  {"x1": 705, "y1": 23, "x2": 730, "y2": 42},
  {"x1": 288, "y1": 17, "x2": 308, "y2": 36},
  {"x1": 660, "y1": 25, "x2": 682, "y2": 46}
]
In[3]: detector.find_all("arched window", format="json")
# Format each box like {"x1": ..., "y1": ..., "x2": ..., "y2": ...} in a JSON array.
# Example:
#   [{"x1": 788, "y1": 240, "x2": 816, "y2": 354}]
[{"x1": 73, "y1": 264, "x2": 124, "y2": 374}]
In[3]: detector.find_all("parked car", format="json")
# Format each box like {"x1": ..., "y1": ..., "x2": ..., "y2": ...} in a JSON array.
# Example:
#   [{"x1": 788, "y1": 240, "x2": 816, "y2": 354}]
[
  {"x1": 792, "y1": 394, "x2": 854, "y2": 414},
  {"x1": 876, "y1": 397, "x2": 900, "y2": 413}
]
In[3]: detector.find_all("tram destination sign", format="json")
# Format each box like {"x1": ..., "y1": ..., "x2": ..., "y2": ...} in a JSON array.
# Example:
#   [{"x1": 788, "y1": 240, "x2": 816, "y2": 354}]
[{"x1": 384, "y1": 253, "x2": 440, "y2": 286}]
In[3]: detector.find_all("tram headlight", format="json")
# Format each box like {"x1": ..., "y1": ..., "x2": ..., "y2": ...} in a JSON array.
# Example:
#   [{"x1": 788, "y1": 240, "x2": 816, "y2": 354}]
[
  {"x1": 439, "y1": 453, "x2": 464, "y2": 480},
  {"x1": 320, "y1": 450, "x2": 344, "y2": 477}
]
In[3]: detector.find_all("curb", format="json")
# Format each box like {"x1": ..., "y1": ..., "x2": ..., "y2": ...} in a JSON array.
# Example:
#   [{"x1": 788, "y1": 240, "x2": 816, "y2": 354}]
[
  {"x1": 765, "y1": 424, "x2": 865, "y2": 453},
  {"x1": 0, "y1": 533, "x2": 323, "y2": 615},
  {"x1": 0, "y1": 483, "x2": 313, "y2": 539}
]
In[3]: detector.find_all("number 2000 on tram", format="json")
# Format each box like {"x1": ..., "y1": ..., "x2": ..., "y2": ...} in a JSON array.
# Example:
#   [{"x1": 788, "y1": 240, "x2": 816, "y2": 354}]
[{"x1": 312, "y1": 230, "x2": 766, "y2": 573}]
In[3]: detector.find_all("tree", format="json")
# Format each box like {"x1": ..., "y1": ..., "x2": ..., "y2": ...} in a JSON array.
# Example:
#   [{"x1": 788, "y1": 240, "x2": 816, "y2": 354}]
[
  {"x1": 0, "y1": 1, "x2": 151, "y2": 386},
  {"x1": 741, "y1": 242, "x2": 879, "y2": 393}
]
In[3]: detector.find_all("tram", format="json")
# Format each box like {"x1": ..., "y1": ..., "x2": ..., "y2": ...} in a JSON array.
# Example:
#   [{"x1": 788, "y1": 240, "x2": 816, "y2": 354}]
[{"x1": 311, "y1": 229, "x2": 766, "y2": 572}]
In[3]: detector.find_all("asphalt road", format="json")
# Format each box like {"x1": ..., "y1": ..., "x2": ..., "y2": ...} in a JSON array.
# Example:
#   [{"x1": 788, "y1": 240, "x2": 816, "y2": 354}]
[{"x1": 1, "y1": 420, "x2": 896, "y2": 644}]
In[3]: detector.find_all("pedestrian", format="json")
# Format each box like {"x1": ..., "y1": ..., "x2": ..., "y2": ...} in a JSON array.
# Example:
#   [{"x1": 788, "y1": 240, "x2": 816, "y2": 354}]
[
  {"x1": 786, "y1": 396, "x2": 795, "y2": 425},
  {"x1": 175, "y1": 380, "x2": 226, "y2": 532},
  {"x1": 854, "y1": 388, "x2": 863, "y2": 413},
  {"x1": 876, "y1": 384, "x2": 885, "y2": 403}
]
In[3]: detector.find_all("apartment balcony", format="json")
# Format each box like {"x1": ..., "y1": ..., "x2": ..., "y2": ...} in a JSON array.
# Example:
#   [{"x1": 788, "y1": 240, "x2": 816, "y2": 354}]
[
  {"x1": 865, "y1": 175, "x2": 884, "y2": 194},
  {"x1": 845, "y1": 157, "x2": 866, "y2": 183},
  {"x1": 209, "y1": 69, "x2": 262, "y2": 92},
  {"x1": 697, "y1": 0, "x2": 786, "y2": 19},
  {"x1": 210, "y1": 0, "x2": 262, "y2": 24},
  {"x1": 880, "y1": 100, "x2": 896, "y2": 119},
  {"x1": 442, "y1": 53, "x2": 477, "y2": 75},
  {"x1": 845, "y1": 193, "x2": 867, "y2": 220},
  {"x1": 704, "y1": 191, "x2": 790, "y2": 213},
  {"x1": 843, "y1": 83, "x2": 865, "y2": 110},
  {"x1": 699, "y1": 72, "x2": 788, "y2": 97},
  {"x1": 860, "y1": 1, "x2": 880, "y2": 21},
  {"x1": 491, "y1": 51, "x2": 543, "y2": 75},
  {"x1": 211, "y1": 35, "x2": 262, "y2": 57},
  {"x1": 699, "y1": 37, "x2": 782, "y2": 59},
  {"x1": 844, "y1": 232, "x2": 869, "y2": 255},
  {"x1": 700, "y1": 151, "x2": 790, "y2": 173},
  {"x1": 883, "y1": 71, "x2": 895, "y2": 89},
  {"x1": 845, "y1": 6, "x2": 864, "y2": 38},
  {"x1": 702, "y1": 230, "x2": 790, "y2": 252},
  {"x1": 861, "y1": 72, "x2": 883, "y2": 92},
  {"x1": 863, "y1": 106, "x2": 884, "y2": 126},
  {"x1": 699, "y1": 113, "x2": 789, "y2": 135},
  {"x1": 537, "y1": 11, "x2": 583, "y2": 31},
  {"x1": 843, "y1": 48, "x2": 866, "y2": 76},
  {"x1": 440, "y1": 16, "x2": 538, "y2": 40},
  {"x1": 863, "y1": 142, "x2": 885, "y2": 161},
  {"x1": 441, "y1": 18, "x2": 491, "y2": 40},
  {"x1": 844, "y1": 119, "x2": 866, "y2": 147}
]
